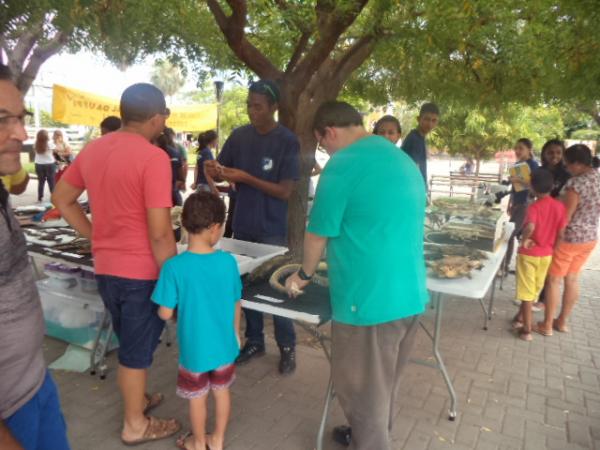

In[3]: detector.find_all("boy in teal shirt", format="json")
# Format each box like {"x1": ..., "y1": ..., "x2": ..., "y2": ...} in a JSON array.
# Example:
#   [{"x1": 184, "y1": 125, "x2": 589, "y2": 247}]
[
  {"x1": 286, "y1": 101, "x2": 428, "y2": 450},
  {"x1": 152, "y1": 192, "x2": 241, "y2": 450}
]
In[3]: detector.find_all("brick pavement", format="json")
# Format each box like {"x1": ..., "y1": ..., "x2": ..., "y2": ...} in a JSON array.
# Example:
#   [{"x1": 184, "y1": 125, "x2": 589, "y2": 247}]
[
  {"x1": 12, "y1": 176, "x2": 600, "y2": 449},
  {"x1": 41, "y1": 245, "x2": 600, "y2": 450}
]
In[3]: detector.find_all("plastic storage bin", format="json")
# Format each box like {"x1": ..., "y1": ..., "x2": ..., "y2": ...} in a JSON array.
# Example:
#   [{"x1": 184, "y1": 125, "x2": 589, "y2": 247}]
[{"x1": 37, "y1": 277, "x2": 106, "y2": 350}]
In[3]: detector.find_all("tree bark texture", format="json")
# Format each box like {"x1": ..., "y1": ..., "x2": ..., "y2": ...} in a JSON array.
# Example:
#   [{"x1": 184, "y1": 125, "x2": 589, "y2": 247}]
[{"x1": 206, "y1": 0, "x2": 377, "y2": 255}]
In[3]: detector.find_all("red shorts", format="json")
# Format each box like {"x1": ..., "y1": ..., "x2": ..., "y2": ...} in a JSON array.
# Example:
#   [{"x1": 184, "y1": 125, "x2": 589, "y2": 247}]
[
  {"x1": 176, "y1": 364, "x2": 236, "y2": 399},
  {"x1": 549, "y1": 241, "x2": 596, "y2": 277}
]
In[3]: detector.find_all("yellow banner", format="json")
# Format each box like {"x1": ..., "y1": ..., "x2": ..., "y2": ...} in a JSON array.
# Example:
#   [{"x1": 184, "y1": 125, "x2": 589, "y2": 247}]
[{"x1": 52, "y1": 84, "x2": 217, "y2": 131}]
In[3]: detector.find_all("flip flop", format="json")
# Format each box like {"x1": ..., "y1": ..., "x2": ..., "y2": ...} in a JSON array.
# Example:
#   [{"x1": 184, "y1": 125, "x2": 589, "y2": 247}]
[
  {"x1": 143, "y1": 392, "x2": 164, "y2": 415},
  {"x1": 176, "y1": 431, "x2": 211, "y2": 450},
  {"x1": 533, "y1": 323, "x2": 553, "y2": 337},
  {"x1": 121, "y1": 416, "x2": 181, "y2": 446},
  {"x1": 511, "y1": 320, "x2": 524, "y2": 330},
  {"x1": 552, "y1": 319, "x2": 569, "y2": 333}
]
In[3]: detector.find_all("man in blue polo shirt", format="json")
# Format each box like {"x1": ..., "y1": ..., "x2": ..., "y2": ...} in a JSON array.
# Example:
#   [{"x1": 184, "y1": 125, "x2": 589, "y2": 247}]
[
  {"x1": 205, "y1": 80, "x2": 300, "y2": 375},
  {"x1": 401, "y1": 102, "x2": 440, "y2": 187},
  {"x1": 286, "y1": 101, "x2": 428, "y2": 450}
]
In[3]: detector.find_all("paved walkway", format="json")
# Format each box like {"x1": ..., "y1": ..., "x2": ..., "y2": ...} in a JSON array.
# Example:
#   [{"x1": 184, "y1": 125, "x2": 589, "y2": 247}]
[
  {"x1": 40, "y1": 245, "x2": 600, "y2": 450},
  {"x1": 13, "y1": 172, "x2": 600, "y2": 449}
]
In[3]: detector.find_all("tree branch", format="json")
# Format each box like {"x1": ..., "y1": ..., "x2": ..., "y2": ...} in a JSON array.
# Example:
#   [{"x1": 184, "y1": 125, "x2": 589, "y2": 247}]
[
  {"x1": 10, "y1": 20, "x2": 44, "y2": 71},
  {"x1": 16, "y1": 30, "x2": 70, "y2": 93},
  {"x1": 206, "y1": 0, "x2": 281, "y2": 79},
  {"x1": 291, "y1": 0, "x2": 369, "y2": 86},
  {"x1": 286, "y1": 31, "x2": 311, "y2": 73}
]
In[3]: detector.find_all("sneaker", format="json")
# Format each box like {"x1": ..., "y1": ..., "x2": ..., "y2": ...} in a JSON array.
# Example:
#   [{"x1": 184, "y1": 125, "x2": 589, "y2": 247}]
[
  {"x1": 235, "y1": 342, "x2": 265, "y2": 365},
  {"x1": 278, "y1": 346, "x2": 296, "y2": 375},
  {"x1": 332, "y1": 425, "x2": 352, "y2": 447}
]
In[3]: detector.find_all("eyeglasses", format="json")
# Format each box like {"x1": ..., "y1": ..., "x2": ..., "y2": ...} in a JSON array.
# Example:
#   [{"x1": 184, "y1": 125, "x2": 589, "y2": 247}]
[{"x1": 0, "y1": 110, "x2": 33, "y2": 129}]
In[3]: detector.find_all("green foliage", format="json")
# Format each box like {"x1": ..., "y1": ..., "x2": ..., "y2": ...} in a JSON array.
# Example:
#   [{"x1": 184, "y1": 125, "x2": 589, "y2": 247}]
[
  {"x1": 431, "y1": 103, "x2": 564, "y2": 162},
  {"x1": 40, "y1": 110, "x2": 69, "y2": 128},
  {"x1": 151, "y1": 59, "x2": 186, "y2": 101}
]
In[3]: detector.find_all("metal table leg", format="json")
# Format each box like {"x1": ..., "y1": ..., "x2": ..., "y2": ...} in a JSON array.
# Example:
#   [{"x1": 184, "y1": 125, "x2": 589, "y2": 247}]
[
  {"x1": 431, "y1": 293, "x2": 458, "y2": 420},
  {"x1": 316, "y1": 377, "x2": 335, "y2": 450},
  {"x1": 90, "y1": 309, "x2": 113, "y2": 380}
]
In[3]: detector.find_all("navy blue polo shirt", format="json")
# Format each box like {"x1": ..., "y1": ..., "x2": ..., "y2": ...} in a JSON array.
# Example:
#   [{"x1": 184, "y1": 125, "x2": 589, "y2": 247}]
[
  {"x1": 401, "y1": 129, "x2": 428, "y2": 184},
  {"x1": 218, "y1": 124, "x2": 300, "y2": 240},
  {"x1": 195, "y1": 147, "x2": 214, "y2": 185}
]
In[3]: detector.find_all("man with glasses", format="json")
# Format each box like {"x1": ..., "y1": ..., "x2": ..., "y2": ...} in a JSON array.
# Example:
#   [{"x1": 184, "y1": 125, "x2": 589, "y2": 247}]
[
  {"x1": 205, "y1": 80, "x2": 300, "y2": 375},
  {"x1": 285, "y1": 101, "x2": 428, "y2": 450},
  {"x1": 53, "y1": 83, "x2": 181, "y2": 445},
  {"x1": 0, "y1": 64, "x2": 71, "y2": 450}
]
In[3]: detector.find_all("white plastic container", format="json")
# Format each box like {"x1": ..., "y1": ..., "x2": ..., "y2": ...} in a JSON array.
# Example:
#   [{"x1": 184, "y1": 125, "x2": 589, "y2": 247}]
[
  {"x1": 37, "y1": 278, "x2": 105, "y2": 350},
  {"x1": 177, "y1": 238, "x2": 287, "y2": 275}
]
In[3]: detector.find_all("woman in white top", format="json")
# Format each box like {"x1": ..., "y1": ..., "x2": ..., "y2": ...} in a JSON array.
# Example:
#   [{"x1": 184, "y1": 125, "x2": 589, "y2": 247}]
[{"x1": 34, "y1": 129, "x2": 56, "y2": 202}]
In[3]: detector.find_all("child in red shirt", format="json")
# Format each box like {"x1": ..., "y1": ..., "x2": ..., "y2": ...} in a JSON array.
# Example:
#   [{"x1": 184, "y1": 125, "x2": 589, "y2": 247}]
[{"x1": 513, "y1": 169, "x2": 567, "y2": 341}]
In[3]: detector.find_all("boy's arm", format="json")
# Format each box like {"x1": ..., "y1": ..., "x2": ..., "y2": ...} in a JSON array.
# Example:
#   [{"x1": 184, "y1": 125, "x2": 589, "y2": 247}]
[
  {"x1": 519, "y1": 222, "x2": 535, "y2": 249},
  {"x1": 234, "y1": 301, "x2": 241, "y2": 342},
  {"x1": 158, "y1": 306, "x2": 174, "y2": 321},
  {"x1": 0, "y1": 421, "x2": 24, "y2": 450}
]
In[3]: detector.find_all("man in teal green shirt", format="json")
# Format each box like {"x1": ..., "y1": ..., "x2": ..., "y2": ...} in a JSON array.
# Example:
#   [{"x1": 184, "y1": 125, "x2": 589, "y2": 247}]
[{"x1": 286, "y1": 101, "x2": 428, "y2": 450}]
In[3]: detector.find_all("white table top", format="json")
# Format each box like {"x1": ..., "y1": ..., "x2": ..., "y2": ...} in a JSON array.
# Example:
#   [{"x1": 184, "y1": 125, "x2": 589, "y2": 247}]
[{"x1": 426, "y1": 222, "x2": 514, "y2": 299}]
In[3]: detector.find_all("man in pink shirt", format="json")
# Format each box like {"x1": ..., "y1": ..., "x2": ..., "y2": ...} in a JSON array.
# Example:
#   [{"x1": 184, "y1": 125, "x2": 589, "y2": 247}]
[{"x1": 53, "y1": 83, "x2": 180, "y2": 445}]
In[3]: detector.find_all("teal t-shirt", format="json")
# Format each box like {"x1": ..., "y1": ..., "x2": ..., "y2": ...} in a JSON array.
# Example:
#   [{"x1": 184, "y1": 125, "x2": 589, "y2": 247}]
[
  {"x1": 307, "y1": 135, "x2": 429, "y2": 326},
  {"x1": 152, "y1": 250, "x2": 241, "y2": 373}
]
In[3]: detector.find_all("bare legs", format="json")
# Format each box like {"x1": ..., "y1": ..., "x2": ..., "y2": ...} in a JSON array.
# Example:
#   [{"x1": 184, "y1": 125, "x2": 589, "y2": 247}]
[
  {"x1": 119, "y1": 366, "x2": 149, "y2": 441},
  {"x1": 538, "y1": 273, "x2": 579, "y2": 333},
  {"x1": 182, "y1": 389, "x2": 231, "y2": 450}
]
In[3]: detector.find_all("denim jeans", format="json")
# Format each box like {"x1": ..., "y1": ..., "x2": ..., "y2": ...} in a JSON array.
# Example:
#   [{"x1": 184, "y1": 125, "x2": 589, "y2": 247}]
[
  {"x1": 96, "y1": 275, "x2": 164, "y2": 369},
  {"x1": 35, "y1": 163, "x2": 56, "y2": 201},
  {"x1": 234, "y1": 232, "x2": 296, "y2": 348},
  {"x1": 5, "y1": 371, "x2": 71, "y2": 450}
]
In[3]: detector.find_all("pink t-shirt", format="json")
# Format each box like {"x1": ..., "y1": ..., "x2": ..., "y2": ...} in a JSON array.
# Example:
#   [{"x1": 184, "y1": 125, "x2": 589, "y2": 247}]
[
  {"x1": 518, "y1": 195, "x2": 567, "y2": 257},
  {"x1": 62, "y1": 132, "x2": 172, "y2": 280}
]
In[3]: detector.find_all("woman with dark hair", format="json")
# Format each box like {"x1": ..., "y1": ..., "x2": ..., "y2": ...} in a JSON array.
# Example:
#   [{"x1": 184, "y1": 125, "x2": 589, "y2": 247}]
[
  {"x1": 541, "y1": 139, "x2": 570, "y2": 198},
  {"x1": 504, "y1": 138, "x2": 539, "y2": 273},
  {"x1": 34, "y1": 129, "x2": 56, "y2": 202},
  {"x1": 373, "y1": 115, "x2": 402, "y2": 145},
  {"x1": 191, "y1": 130, "x2": 217, "y2": 192},
  {"x1": 156, "y1": 132, "x2": 185, "y2": 206},
  {"x1": 535, "y1": 140, "x2": 571, "y2": 308},
  {"x1": 535, "y1": 144, "x2": 600, "y2": 336}
]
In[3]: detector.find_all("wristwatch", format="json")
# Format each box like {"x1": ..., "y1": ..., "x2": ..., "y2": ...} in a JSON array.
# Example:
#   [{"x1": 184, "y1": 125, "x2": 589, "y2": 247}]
[{"x1": 298, "y1": 267, "x2": 313, "y2": 281}]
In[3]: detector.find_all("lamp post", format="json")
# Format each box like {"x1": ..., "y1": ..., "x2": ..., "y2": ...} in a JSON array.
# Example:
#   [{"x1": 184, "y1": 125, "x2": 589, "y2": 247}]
[{"x1": 214, "y1": 80, "x2": 224, "y2": 153}]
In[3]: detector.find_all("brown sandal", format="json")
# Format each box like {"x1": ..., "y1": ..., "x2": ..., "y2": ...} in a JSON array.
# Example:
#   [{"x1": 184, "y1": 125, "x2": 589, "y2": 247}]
[
  {"x1": 143, "y1": 392, "x2": 164, "y2": 414},
  {"x1": 121, "y1": 416, "x2": 181, "y2": 446}
]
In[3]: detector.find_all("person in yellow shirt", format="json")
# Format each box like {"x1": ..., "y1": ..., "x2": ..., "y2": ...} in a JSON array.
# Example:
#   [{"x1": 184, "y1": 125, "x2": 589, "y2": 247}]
[{"x1": 0, "y1": 166, "x2": 29, "y2": 195}]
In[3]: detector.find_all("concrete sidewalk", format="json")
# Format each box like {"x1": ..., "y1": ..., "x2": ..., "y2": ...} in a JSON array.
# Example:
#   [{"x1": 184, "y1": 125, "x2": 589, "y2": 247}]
[{"x1": 42, "y1": 245, "x2": 600, "y2": 450}]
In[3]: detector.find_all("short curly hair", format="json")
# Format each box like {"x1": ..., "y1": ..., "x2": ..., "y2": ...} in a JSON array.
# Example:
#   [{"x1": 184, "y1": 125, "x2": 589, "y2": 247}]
[{"x1": 182, "y1": 192, "x2": 226, "y2": 234}]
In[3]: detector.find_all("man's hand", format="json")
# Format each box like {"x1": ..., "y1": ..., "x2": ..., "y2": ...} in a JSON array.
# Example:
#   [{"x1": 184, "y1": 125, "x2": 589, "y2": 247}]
[
  {"x1": 204, "y1": 160, "x2": 224, "y2": 180},
  {"x1": 521, "y1": 238, "x2": 535, "y2": 249},
  {"x1": 221, "y1": 167, "x2": 248, "y2": 184},
  {"x1": 285, "y1": 272, "x2": 310, "y2": 298}
]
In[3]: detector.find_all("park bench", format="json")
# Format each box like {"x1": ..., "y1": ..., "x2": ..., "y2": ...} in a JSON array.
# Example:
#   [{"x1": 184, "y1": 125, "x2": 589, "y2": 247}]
[{"x1": 429, "y1": 172, "x2": 501, "y2": 199}]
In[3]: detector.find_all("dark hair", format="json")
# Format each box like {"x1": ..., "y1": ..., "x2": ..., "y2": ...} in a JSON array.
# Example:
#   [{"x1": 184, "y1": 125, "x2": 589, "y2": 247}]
[
  {"x1": 530, "y1": 169, "x2": 554, "y2": 194},
  {"x1": 516, "y1": 138, "x2": 533, "y2": 150},
  {"x1": 248, "y1": 80, "x2": 280, "y2": 105},
  {"x1": 373, "y1": 115, "x2": 401, "y2": 135},
  {"x1": 540, "y1": 139, "x2": 565, "y2": 167},
  {"x1": 163, "y1": 127, "x2": 176, "y2": 146},
  {"x1": 564, "y1": 144, "x2": 599, "y2": 168},
  {"x1": 120, "y1": 83, "x2": 167, "y2": 124},
  {"x1": 100, "y1": 116, "x2": 121, "y2": 132},
  {"x1": 419, "y1": 102, "x2": 440, "y2": 117},
  {"x1": 198, "y1": 130, "x2": 217, "y2": 149},
  {"x1": 182, "y1": 191, "x2": 226, "y2": 233},
  {"x1": 0, "y1": 64, "x2": 12, "y2": 80},
  {"x1": 313, "y1": 101, "x2": 363, "y2": 135},
  {"x1": 35, "y1": 129, "x2": 49, "y2": 154}
]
